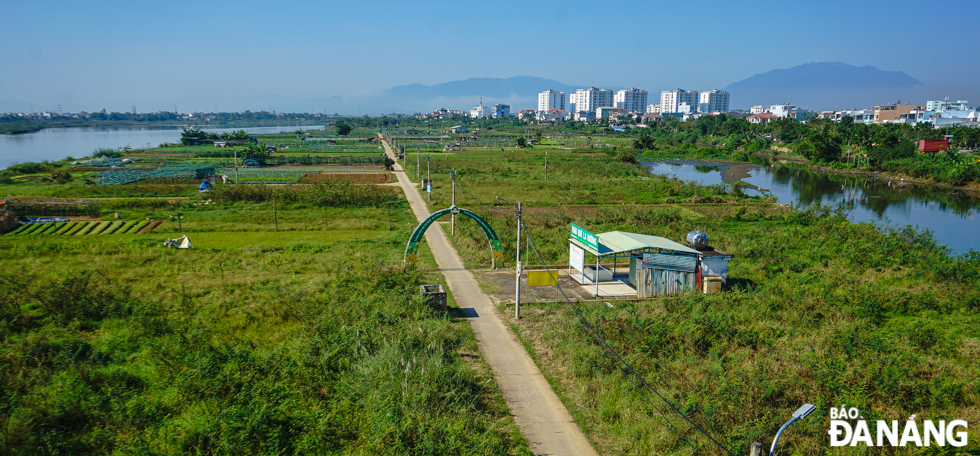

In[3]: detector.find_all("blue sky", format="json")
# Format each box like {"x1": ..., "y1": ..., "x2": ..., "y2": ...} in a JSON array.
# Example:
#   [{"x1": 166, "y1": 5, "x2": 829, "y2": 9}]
[{"x1": 2, "y1": 0, "x2": 977, "y2": 113}]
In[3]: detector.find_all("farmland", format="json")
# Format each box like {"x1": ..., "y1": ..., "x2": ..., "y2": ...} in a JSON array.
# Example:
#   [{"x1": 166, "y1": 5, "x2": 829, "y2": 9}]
[
  {"x1": 0, "y1": 125, "x2": 532, "y2": 455},
  {"x1": 1, "y1": 118, "x2": 979, "y2": 455}
]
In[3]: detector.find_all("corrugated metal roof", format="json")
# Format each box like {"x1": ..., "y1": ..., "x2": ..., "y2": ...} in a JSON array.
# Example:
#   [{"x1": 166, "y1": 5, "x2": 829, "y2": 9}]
[{"x1": 569, "y1": 230, "x2": 700, "y2": 256}]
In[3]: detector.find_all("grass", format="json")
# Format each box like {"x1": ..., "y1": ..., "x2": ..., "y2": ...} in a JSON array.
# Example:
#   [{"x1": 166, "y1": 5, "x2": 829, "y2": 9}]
[
  {"x1": 401, "y1": 144, "x2": 980, "y2": 454},
  {"x1": 4, "y1": 124, "x2": 978, "y2": 454},
  {"x1": 0, "y1": 203, "x2": 531, "y2": 455}
]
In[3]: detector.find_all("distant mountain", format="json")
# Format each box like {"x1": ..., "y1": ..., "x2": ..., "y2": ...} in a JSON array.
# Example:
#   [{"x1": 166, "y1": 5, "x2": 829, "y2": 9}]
[
  {"x1": 382, "y1": 76, "x2": 580, "y2": 101},
  {"x1": 727, "y1": 62, "x2": 921, "y2": 91},
  {"x1": 724, "y1": 62, "x2": 936, "y2": 110}
]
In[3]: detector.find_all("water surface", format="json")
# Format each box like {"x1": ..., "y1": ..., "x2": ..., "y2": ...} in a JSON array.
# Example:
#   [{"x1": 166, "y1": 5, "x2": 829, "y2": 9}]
[
  {"x1": 645, "y1": 160, "x2": 979, "y2": 255},
  {"x1": 0, "y1": 125, "x2": 324, "y2": 169}
]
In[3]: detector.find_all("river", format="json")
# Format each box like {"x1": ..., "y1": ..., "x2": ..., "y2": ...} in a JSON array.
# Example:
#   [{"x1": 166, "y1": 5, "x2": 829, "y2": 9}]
[
  {"x1": 0, "y1": 125, "x2": 325, "y2": 169},
  {"x1": 644, "y1": 160, "x2": 980, "y2": 255}
]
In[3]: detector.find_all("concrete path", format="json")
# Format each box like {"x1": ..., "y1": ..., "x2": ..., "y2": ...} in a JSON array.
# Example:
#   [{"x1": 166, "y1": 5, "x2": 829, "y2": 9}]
[{"x1": 380, "y1": 136, "x2": 598, "y2": 456}]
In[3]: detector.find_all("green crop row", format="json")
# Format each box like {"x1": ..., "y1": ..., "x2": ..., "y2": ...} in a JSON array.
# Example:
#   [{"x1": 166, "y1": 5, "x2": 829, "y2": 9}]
[{"x1": 4, "y1": 220, "x2": 157, "y2": 236}]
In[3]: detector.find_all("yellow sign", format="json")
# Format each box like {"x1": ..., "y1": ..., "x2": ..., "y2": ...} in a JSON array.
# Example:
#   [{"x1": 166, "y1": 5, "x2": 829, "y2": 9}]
[{"x1": 527, "y1": 270, "x2": 558, "y2": 286}]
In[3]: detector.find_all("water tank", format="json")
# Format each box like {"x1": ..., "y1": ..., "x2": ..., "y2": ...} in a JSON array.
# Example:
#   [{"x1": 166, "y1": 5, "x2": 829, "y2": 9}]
[{"x1": 686, "y1": 230, "x2": 709, "y2": 250}]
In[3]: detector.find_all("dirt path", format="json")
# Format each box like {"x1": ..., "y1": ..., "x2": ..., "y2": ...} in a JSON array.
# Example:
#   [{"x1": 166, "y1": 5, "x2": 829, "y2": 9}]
[{"x1": 380, "y1": 135, "x2": 597, "y2": 456}]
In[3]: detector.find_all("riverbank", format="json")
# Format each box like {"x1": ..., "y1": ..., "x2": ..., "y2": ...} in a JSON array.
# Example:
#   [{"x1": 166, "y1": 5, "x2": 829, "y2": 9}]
[
  {"x1": 1, "y1": 119, "x2": 326, "y2": 135},
  {"x1": 663, "y1": 148, "x2": 980, "y2": 198}
]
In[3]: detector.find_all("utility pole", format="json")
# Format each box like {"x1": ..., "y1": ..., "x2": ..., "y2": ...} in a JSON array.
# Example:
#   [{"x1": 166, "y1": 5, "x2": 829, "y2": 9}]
[
  {"x1": 545, "y1": 150, "x2": 548, "y2": 181},
  {"x1": 426, "y1": 152, "x2": 431, "y2": 203},
  {"x1": 451, "y1": 168, "x2": 456, "y2": 236},
  {"x1": 496, "y1": 197, "x2": 522, "y2": 318},
  {"x1": 234, "y1": 149, "x2": 239, "y2": 184}
]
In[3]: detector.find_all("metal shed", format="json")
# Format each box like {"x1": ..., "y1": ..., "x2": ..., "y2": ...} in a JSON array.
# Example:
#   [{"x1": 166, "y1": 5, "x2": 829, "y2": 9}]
[{"x1": 568, "y1": 225, "x2": 702, "y2": 298}]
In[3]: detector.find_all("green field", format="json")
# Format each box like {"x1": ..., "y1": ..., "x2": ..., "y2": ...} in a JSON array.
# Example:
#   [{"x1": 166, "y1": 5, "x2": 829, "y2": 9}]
[
  {"x1": 419, "y1": 140, "x2": 980, "y2": 454},
  {"x1": 2, "y1": 119, "x2": 978, "y2": 455},
  {"x1": 0, "y1": 179, "x2": 531, "y2": 454}
]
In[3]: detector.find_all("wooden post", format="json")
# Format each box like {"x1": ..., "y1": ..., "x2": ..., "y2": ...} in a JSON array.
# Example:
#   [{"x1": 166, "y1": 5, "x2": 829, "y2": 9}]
[{"x1": 749, "y1": 441, "x2": 764, "y2": 456}]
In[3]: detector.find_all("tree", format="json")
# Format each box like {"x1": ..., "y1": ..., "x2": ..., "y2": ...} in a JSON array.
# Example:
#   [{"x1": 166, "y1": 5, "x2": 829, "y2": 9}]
[
  {"x1": 180, "y1": 127, "x2": 210, "y2": 145},
  {"x1": 867, "y1": 130, "x2": 915, "y2": 166},
  {"x1": 796, "y1": 131, "x2": 842, "y2": 163},
  {"x1": 631, "y1": 129, "x2": 655, "y2": 150},
  {"x1": 516, "y1": 136, "x2": 527, "y2": 148},
  {"x1": 242, "y1": 144, "x2": 271, "y2": 160},
  {"x1": 335, "y1": 120, "x2": 353, "y2": 136}
]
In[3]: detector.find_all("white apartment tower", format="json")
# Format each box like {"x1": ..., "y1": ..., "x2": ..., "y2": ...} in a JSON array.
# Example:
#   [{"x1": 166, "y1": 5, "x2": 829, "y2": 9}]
[
  {"x1": 660, "y1": 89, "x2": 699, "y2": 114},
  {"x1": 698, "y1": 90, "x2": 730, "y2": 113},
  {"x1": 538, "y1": 90, "x2": 566, "y2": 113},
  {"x1": 614, "y1": 88, "x2": 648, "y2": 113},
  {"x1": 570, "y1": 87, "x2": 614, "y2": 114}
]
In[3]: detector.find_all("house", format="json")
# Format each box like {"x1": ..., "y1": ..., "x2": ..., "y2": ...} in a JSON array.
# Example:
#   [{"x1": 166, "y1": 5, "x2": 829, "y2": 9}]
[
  {"x1": 450, "y1": 125, "x2": 468, "y2": 133},
  {"x1": 747, "y1": 113, "x2": 777, "y2": 125},
  {"x1": 596, "y1": 107, "x2": 628, "y2": 119},
  {"x1": 639, "y1": 113, "x2": 663, "y2": 124},
  {"x1": 538, "y1": 108, "x2": 565, "y2": 122},
  {"x1": 517, "y1": 110, "x2": 537, "y2": 121}
]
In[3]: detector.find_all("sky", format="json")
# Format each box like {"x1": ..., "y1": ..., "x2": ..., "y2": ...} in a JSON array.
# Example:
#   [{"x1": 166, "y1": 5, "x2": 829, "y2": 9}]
[{"x1": 2, "y1": 0, "x2": 978, "y2": 114}]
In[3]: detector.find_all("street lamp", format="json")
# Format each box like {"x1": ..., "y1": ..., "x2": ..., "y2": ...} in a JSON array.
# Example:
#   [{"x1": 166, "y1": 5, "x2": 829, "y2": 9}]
[{"x1": 769, "y1": 404, "x2": 817, "y2": 456}]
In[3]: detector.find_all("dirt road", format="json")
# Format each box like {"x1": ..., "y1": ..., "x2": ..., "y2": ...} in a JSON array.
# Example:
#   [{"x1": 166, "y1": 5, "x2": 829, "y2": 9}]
[{"x1": 380, "y1": 136, "x2": 597, "y2": 455}]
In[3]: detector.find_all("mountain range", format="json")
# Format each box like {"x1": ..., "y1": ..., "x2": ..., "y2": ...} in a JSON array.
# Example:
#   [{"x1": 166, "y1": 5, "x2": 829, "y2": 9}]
[
  {"x1": 1, "y1": 63, "x2": 971, "y2": 114},
  {"x1": 723, "y1": 62, "x2": 943, "y2": 110}
]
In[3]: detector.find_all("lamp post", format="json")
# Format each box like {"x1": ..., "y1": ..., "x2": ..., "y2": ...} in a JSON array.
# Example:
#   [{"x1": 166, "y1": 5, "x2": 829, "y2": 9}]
[
  {"x1": 769, "y1": 404, "x2": 817, "y2": 456},
  {"x1": 496, "y1": 196, "x2": 522, "y2": 318}
]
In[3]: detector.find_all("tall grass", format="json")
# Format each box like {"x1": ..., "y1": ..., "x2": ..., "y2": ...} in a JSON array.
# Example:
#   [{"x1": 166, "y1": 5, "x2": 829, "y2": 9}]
[
  {"x1": 211, "y1": 180, "x2": 399, "y2": 206},
  {"x1": 487, "y1": 205, "x2": 980, "y2": 455},
  {"x1": 0, "y1": 254, "x2": 529, "y2": 454}
]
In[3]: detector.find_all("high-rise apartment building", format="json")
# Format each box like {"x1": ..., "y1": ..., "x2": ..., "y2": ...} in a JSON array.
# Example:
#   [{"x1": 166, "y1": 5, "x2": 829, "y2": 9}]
[
  {"x1": 614, "y1": 88, "x2": 648, "y2": 113},
  {"x1": 570, "y1": 87, "x2": 614, "y2": 114},
  {"x1": 697, "y1": 90, "x2": 730, "y2": 113},
  {"x1": 660, "y1": 89, "x2": 699, "y2": 114},
  {"x1": 537, "y1": 90, "x2": 566, "y2": 113}
]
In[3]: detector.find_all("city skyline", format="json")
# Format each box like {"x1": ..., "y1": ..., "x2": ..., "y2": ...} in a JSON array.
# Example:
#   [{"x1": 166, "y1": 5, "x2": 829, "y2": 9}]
[{"x1": 2, "y1": 0, "x2": 978, "y2": 113}]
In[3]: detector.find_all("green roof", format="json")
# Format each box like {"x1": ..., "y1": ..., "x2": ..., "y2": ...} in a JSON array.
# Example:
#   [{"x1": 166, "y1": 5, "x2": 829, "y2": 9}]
[{"x1": 570, "y1": 230, "x2": 700, "y2": 256}]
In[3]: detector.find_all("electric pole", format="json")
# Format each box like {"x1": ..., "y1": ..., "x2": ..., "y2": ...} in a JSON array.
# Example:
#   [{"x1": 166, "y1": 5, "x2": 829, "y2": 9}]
[
  {"x1": 451, "y1": 168, "x2": 456, "y2": 236},
  {"x1": 496, "y1": 197, "x2": 523, "y2": 318}
]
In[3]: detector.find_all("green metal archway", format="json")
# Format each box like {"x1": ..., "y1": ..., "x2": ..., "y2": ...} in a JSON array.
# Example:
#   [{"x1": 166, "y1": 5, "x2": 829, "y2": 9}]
[{"x1": 404, "y1": 206, "x2": 504, "y2": 268}]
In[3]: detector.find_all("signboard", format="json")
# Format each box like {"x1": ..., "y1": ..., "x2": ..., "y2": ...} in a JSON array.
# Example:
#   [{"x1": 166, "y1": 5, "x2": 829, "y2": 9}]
[
  {"x1": 569, "y1": 243, "x2": 585, "y2": 273},
  {"x1": 528, "y1": 270, "x2": 558, "y2": 286},
  {"x1": 570, "y1": 223, "x2": 599, "y2": 251}
]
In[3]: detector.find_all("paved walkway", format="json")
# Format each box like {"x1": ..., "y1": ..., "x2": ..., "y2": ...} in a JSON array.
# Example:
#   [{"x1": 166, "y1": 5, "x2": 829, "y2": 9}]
[{"x1": 380, "y1": 136, "x2": 597, "y2": 456}]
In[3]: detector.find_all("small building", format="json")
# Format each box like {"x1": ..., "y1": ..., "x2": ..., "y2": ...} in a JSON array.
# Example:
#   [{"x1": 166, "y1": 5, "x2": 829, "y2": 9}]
[
  {"x1": 567, "y1": 224, "x2": 733, "y2": 298},
  {"x1": 919, "y1": 139, "x2": 950, "y2": 153},
  {"x1": 214, "y1": 141, "x2": 227, "y2": 147},
  {"x1": 450, "y1": 125, "x2": 468, "y2": 133},
  {"x1": 748, "y1": 113, "x2": 777, "y2": 125}
]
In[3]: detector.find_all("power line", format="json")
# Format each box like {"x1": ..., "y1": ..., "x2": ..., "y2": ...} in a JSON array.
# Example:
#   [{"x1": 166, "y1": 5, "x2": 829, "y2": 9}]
[{"x1": 519, "y1": 219, "x2": 735, "y2": 456}]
